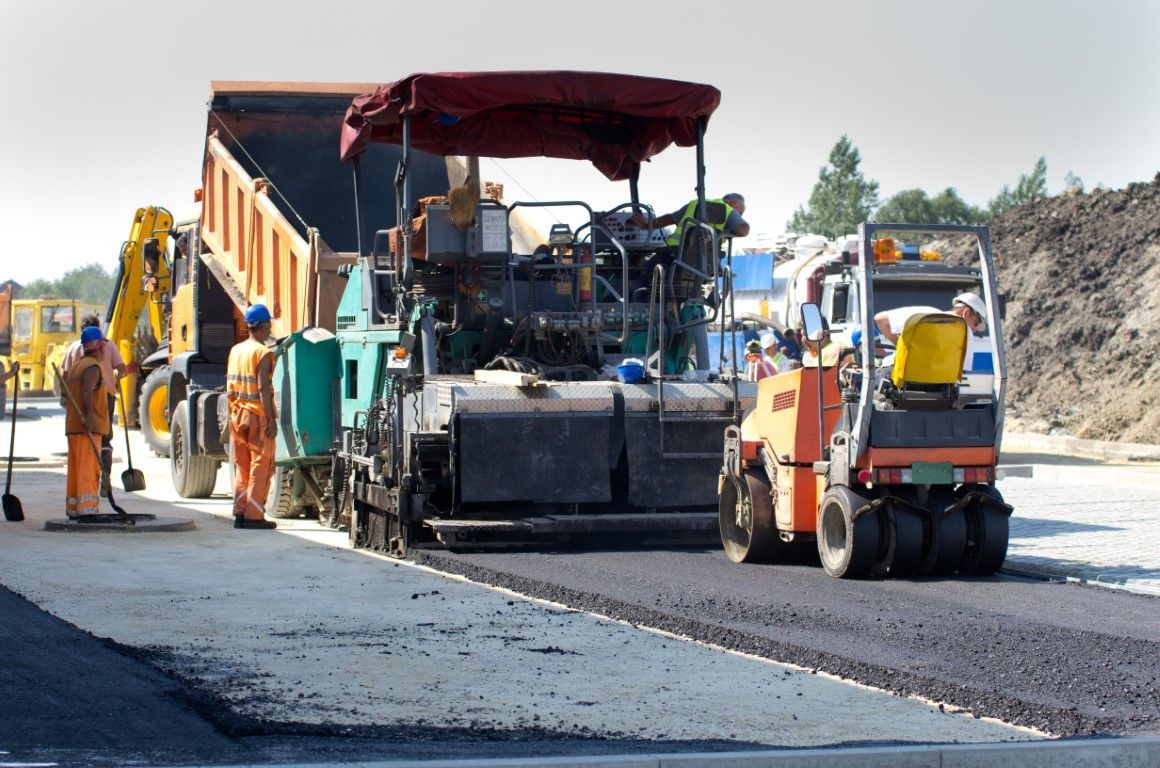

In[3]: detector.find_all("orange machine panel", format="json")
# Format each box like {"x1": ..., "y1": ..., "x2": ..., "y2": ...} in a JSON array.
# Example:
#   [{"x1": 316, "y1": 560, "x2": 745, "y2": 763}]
[
  {"x1": 741, "y1": 367, "x2": 842, "y2": 466},
  {"x1": 775, "y1": 465, "x2": 820, "y2": 533},
  {"x1": 863, "y1": 446, "x2": 997, "y2": 469}
]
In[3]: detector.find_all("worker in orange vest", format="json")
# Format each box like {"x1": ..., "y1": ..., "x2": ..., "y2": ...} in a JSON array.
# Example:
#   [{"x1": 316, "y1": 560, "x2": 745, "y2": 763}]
[
  {"x1": 64, "y1": 327, "x2": 109, "y2": 518},
  {"x1": 226, "y1": 304, "x2": 278, "y2": 529}
]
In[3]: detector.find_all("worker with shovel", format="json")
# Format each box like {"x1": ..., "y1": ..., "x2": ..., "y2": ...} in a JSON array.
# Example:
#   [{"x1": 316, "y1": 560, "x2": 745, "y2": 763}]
[
  {"x1": 61, "y1": 315, "x2": 137, "y2": 497},
  {"x1": 63, "y1": 327, "x2": 109, "y2": 518}
]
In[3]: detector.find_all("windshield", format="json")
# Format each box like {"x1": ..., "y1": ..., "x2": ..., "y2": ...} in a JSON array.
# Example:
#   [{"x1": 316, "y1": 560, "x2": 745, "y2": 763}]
[
  {"x1": 870, "y1": 283, "x2": 975, "y2": 315},
  {"x1": 40, "y1": 304, "x2": 77, "y2": 334},
  {"x1": 13, "y1": 307, "x2": 33, "y2": 343}
]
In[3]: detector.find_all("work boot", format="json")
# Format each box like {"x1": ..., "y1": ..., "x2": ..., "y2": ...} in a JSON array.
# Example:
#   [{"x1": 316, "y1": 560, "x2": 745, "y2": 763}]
[{"x1": 234, "y1": 516, "x2": 277, "y2": 530}]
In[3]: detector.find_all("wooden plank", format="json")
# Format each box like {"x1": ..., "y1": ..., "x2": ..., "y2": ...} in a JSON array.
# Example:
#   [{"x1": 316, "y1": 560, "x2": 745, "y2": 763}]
[{"x1": 472, "y1": 369, "x2": 541, "y2": 387}]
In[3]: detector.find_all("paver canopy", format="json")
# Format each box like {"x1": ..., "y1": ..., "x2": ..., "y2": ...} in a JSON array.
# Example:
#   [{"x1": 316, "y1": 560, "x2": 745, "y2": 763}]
[{"x1": 339, "y1": 70, "x2": 721, "y2": 181}]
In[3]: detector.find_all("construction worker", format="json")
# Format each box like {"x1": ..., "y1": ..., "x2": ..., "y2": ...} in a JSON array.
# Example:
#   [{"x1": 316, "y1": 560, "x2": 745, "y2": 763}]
[
  {"x1": 62, "y1": 315, "x2": 137, "y2": 496},
  {"x1": 759, "y1": 331, "x2": 792, "y2": 379},
  {"x1": 873, "y1": 292, "x2": 987, "y2": 345},
  {"x1": 227, "y1": 304, "x2": 278, "y2": 530},
  {"x1": 630, "y1": 193, "x2": 750, "y2": 245},
  {"x1": 800, "y1": 316, "x2": 847, "y2": 368},
  {"x1": 629, "y1": 193, "x2": 749, "y2": 300},
  {"x1": 742, "y1": 339, "x2": 769, "y2": 382},
  {"x1": 64, "y1": 327, "x2": 109, "y2": 518}
]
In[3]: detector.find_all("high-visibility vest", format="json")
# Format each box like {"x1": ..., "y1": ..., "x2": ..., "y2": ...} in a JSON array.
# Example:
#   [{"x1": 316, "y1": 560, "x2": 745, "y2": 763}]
[
  {"x1": 65, "y1": 357, "x2": 110, "y2": 436},
  {"x1": 665, "y1": 198, "x2": 731, "y2": 248},
  {"x1": 226, "y1": 338, "x2": 273, "y2": 413}
]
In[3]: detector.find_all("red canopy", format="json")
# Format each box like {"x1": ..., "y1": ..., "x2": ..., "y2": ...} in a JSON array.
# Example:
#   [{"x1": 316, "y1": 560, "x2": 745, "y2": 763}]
[{"x1": 340, "y1": 71, "x2": 720, "y2": 181}]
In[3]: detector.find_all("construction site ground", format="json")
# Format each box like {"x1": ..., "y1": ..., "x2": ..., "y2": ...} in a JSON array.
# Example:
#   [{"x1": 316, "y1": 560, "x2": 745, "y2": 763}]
[{"x1": 1, "y1": 397, "x2": 1159, "y2": 767}]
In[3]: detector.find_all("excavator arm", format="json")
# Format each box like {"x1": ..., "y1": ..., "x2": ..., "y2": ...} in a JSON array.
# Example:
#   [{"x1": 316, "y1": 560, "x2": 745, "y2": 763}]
[{"x1": 107, "y1": 206, "x2": 174, "y2": 424}]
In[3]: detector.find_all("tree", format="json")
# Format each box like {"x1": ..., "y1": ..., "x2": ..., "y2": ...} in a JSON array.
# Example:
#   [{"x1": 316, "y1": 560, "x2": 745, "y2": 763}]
[
  {"x1": 1064, "y1": 171, "x2": 1085, "y2": 194},
  {"x1": 788, "y1": 135, "x2": 879, "y2": 239},
  {"x1": 19, "y1": 263, "x2": 114, "y2": 305},
  {"x1": 988, "y1": 156, "x2": 1048, "y2": 215},
  {"x1": 875, "y1": 187, "x2": 989, "y2": 225}
]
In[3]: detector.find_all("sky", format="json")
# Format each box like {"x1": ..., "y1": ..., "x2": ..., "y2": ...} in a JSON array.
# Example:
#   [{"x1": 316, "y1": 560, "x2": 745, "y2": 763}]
[{"x1": 1, "y1": 0, "x2": 1158, "y2": 284}]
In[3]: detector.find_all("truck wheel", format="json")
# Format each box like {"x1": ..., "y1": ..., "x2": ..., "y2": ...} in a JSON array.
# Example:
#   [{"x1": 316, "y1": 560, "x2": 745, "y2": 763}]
[
  {"x1": 139, "y1": 366, "x2": 171, "y2": 457},
  {"x1": 170, "y1": 402, "x2": 219, "y2": 498},
  {"x1": 817, "y1": 486, "x2": 879, "y2": 579},
  {"x1": 266, "y1": 465, "x2": 298, "y2": 519},
  {"x1": 960, "y1": 485, "x2": 1009, "y2": 576},
  {"x1": 719, "y1": 469, "x2": 782, "y2": 563}
]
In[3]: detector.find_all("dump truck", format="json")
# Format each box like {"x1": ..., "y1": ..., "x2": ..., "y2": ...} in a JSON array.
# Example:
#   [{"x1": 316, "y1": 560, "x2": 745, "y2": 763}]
[
  {"x1": 158, "y1": 81, "x2": 456, "y2": 505},
  {"x1": 306, "y1": 70, "x2": 756, "y2": 555},
  {"x1": 719, "y1": 223, "x2": 1011, "y2": 578}
]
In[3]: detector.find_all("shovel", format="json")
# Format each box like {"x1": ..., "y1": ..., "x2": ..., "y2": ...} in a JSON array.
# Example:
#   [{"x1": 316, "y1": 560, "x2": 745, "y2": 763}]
[
  {"x1": 52, "y1": 363, "x2": 134, "y2": 525},
  {"x1": 118, "y1": 388, "x2": 145, "y2": 492},
  {"x1": 3, "y1": 380, "x2": 23, "y2": 522}
]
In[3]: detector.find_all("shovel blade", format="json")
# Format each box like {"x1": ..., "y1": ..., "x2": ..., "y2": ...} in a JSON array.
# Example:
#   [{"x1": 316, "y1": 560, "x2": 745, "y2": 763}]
[
  {"x1": 121, "y1": 469, "x2": 146, "y2": 493},
  {"x1": 3, "y1": 493, "x2": 24, "y2": 522}
]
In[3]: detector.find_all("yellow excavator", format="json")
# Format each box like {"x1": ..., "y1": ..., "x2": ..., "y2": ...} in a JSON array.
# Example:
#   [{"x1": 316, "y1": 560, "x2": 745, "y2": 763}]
[{"x1": 99, "y1": 206, "x2": 174, "y2": 451}]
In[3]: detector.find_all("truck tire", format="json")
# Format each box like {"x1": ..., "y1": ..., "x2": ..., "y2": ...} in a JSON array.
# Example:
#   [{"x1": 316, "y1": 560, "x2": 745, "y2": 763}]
[
  {"x1": 139, "y1": 366, "x2": 171, "y2": 457},
  {"x1": 170, "y1": 402, "x2": 219, "y2": 498},
  {"x1": 266, "y1": 465, "x2": 298, "y2": 519}
]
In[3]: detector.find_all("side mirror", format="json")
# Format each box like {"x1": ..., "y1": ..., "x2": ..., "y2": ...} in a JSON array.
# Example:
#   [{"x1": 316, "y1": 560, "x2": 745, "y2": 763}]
[{"x1": 800, "y1": 302, "x2": 825, "y2": 343}]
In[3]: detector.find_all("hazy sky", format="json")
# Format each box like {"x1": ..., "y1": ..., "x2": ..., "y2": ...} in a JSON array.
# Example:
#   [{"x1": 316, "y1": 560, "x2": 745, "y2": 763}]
[{"x1": 2, "y1": 0, "x2": 1158, "y2": 283}]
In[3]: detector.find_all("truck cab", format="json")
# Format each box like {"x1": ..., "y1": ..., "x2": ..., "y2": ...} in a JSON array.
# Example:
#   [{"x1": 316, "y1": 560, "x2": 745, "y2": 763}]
[{"x1": 818, "y1": 242, "x2": 997, "y2": 403}]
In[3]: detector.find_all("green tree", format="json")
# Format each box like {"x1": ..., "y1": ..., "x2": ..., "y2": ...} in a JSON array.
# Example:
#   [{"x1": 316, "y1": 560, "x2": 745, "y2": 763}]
[
  {"x1": 988, "y1": 156, "x2": 1048, "y2": 215},
  {"x1": 19, "y1": 263, "x2": 114, "y2": 305},
  {"x1": 875, "y1": 187, "x2": 988, "y2": 225},
  {"x1": 788, "y1": 135, "x2": 879, "y2": 238},
  {"x1": 1064, "y1": 171, "x2": 1084, "y2": 194}
]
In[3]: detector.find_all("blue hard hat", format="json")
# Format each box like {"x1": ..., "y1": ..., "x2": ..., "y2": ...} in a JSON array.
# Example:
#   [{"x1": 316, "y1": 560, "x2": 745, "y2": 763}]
[
  {"x1": 244, "y1": 304, "x2": 272, "y2": 324},
  {"x1": 81, "y1": 326, "x2": 103, "y2": 344},
  {"x1": 850, "y1": 324, "x2": 880, "y2": 347}
]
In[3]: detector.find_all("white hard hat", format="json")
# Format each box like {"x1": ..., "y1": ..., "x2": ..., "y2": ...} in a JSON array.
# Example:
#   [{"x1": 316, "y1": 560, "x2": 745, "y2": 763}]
[
  {"x1": 953, "y1": 293, "x2": 987, "y2": 329},
  {"x1": 759, "y1": 331, "x2": 778, "y2": 349}
]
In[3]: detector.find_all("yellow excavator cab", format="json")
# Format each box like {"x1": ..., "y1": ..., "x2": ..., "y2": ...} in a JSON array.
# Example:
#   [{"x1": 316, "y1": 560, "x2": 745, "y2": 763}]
[{"x1": 890, "y1": 313, "x2": 968, "y2": 388}]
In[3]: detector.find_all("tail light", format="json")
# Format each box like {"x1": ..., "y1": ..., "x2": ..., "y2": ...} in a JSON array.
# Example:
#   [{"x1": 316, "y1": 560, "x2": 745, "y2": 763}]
[{"x1": 874, "y1": 466, "x2": 994, "y2": 485}]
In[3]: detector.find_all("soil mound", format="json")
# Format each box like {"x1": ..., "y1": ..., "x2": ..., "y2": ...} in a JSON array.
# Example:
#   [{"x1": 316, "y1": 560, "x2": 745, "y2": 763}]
[{"x1": 988, "y1": 173, "x2": 1160, "y2": 444}]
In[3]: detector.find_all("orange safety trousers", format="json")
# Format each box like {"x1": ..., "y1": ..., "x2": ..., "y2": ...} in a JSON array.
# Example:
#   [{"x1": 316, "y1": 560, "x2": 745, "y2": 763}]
[
  {"x1": 66, "y1": 434, "x2": 101, "y2": 517},
  {"x1": 230, "y1": 406, "x2": 275, "y2": 520}
]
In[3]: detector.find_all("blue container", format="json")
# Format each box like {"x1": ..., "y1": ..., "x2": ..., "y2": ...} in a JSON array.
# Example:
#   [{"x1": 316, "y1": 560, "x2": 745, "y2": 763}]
[{"x1": 617, "y1": 359, "x2": 645, "y2": 384}]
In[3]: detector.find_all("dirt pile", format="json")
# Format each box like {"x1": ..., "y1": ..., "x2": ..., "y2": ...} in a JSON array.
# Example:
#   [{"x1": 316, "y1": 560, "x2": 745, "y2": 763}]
[{"x1": 989, "y1": 173, "x2": 1160, "y2": 444}]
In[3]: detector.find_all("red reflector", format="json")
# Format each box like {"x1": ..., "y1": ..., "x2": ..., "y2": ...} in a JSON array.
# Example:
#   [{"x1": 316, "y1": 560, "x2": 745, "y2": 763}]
[
  {"x1": 964, "y1": 467, "x2": 976, "y2": 483},
  {"x1": 889, "y1": 469, "x2": 902, "y2": 484},
  {"x1": 857, "y1": 470, "x2": 872, "y2": 484}
]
